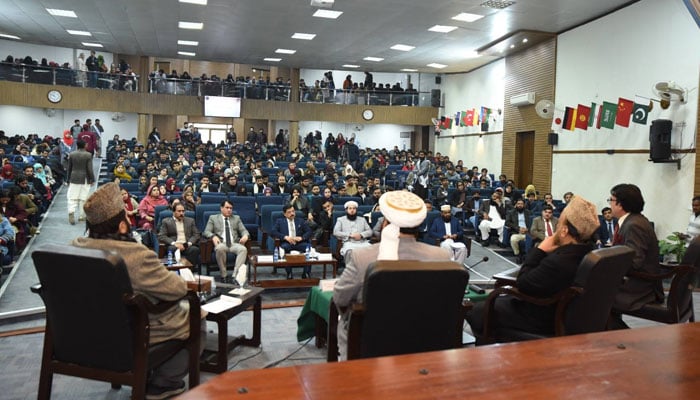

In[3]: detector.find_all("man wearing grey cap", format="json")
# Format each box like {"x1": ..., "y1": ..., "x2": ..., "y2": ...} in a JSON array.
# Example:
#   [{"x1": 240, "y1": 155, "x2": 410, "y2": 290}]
[
  {"x1": 332, "y1": 200, "x2": 372, "y2": 257},
  {"x1": 466, "y1": 195, "x2": 600, "y2": 341},
  {"x1": 72, "y1": 182, "x2": 204, "y2": 398}
]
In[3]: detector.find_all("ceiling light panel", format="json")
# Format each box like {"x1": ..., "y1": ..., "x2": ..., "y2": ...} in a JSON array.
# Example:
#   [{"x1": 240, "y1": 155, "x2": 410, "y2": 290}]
[
  {"x1": 428, "y1": 25, "x2": 457, "y2": 33},
  {"x1": 401, "y1": 68, "x2": 418, "y2": 72},
  {"x1": 178, "y1": 21, "x2": 204, "y2": 30},
  {"x1": 179, "y1": 0, "x2": 208, "y2": 4},
  {"x1": 46, "y1": 8, "x2": 77, "y2": 18},
  {"x1": 292, "y1": 33, "x2": 316, "y2": 40},
  {"x1": 452, "y1": 13, "x2": 484, "y2": 22},
  {"x1": 313, "y1": 10, "x2": 343, "y2": 19},
  {"x1": 264, "y1": 58, "x2": 282, "y2": 62},
  {"x1": 178, "y1": 40, "x2": 199, "y2": 46},
  {"x1": 0, "y1": 33, "x2": 20, "y2": 40},
  {"x1": 67, "y1": 30, "x2": 91, "y2": 36},
  {"x1": 275, "y1": 48, "x2": 296, "y2": 54},
  {"x1": 82, "y1": 42, "x2": 103, "y2": 47},
  {"x1": 178, "y1": 51, "x2": 196, "y2": 56},
  {"x1": 390, "y1": 44, "x2": 415, "y2": 52},
  {"x1": 363, "y1": 57, "x2": 384, "y2": 62},
  {"x1": 427, "y1": 63, "x2": 447, "y2": 69},
  {"x1": 342, "y1": 64, "x2": 360, "y2": 68}
]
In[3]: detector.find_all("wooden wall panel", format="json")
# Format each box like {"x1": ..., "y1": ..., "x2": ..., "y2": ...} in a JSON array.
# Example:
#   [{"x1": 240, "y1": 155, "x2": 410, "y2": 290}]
[
  {"x1": 696, "y1": 68, "x2": 700, "y2": 196},
  {"x1": 502, "y1": 38, "x2": 557, "y2": 193},
  {"x1": 152, "y1": 115, "x2": 178, "y2": 141}
]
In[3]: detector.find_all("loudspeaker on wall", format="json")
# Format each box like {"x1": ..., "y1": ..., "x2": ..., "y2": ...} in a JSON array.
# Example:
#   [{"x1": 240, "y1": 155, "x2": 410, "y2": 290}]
[
  {"x1": 548, "y1": 133, "x2": 558, "y2": 146},
  {"x1": 435, "y1": 76, "x2": 441, "y2": 84},
  {"x1": 649, "y1": 119, "x2": 672, "y2": 161},
  {"x1": 431, "y1": 89, "x2": 441, "y2": 107}
]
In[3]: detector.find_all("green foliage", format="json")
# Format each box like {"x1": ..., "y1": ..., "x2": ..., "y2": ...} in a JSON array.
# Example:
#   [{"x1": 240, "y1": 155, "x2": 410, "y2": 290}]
[{"x1": 658, "y1": 233, "x2": 686, "y2": 263}]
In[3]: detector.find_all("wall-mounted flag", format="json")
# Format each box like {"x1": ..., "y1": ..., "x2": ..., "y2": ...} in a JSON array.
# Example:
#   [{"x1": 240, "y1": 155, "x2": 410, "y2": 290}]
[
  {"x1": 600, "y1": 101, "x2": 617, "y2": 129},
  {"x1": 576, "y1": 104, "x2": 591, "y2": 130},
  {"x1": 562, "y1": 107, "x2": 577, "y2": 131},
  {"x1": 615, "y1": 97, "x2": 633, "y2": 127},
  {"x1": 632, "y1": 102, "x2": 650, "y2": 125}
]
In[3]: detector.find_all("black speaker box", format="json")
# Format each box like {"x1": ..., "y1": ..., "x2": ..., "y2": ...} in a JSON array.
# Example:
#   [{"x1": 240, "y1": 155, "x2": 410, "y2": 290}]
[
  {"x1": 649, "y1": 119, "x2": 672, "y2": 160},
  {"x1": 435, "y1": 76, "x2": 441, "y2": 84},
  {"x1": 548, "y1": 133, "x2": 558, "y2": 145},
  {"x1": 431, "y1": 89, "x2": 441, "y2": 107}
]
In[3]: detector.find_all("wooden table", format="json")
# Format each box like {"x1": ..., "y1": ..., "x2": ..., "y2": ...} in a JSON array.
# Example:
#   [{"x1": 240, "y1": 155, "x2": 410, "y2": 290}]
[
  {"x1": 250, "y1": 254, "x2": 338, "y2": 288},
  {"x1": 493, "y1": 266, "x2": 520, "y2": 287},
  {"x1": 176, "y1": 323, "x2": 700, "y2": 399},
  {"x1": 201, "y1": 286, "x2": 264, "y2": 373},
  {"x1": 162, "y1": 258, "x2": 193, "y2": 271}
]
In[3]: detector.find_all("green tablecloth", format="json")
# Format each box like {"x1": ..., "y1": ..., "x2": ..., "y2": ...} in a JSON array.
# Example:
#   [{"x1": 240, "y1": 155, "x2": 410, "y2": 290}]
[
  {"x1": 296, "y1": 286, "x2": 333, "y2": 342},
  {"x1": 296, "y1": 286, "x2": 489, "y2": 342}
]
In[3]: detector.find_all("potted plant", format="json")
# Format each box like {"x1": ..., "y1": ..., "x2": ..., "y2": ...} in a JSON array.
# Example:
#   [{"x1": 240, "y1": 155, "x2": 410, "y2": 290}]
[{"x1": 658, "y1": 232, "x2": 687, "y2": 263}]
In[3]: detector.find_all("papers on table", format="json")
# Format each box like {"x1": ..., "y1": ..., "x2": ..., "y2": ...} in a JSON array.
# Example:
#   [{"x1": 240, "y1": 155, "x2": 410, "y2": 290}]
[
  {"x1": 258, "y1": 255, "x2": 274, "y2": 262},
  {"x1": 257, "y1": 254, "x2": 334, "y2": 262},
  {"x1": 229, "y1": 287, "x2": 251, "y2": 296},
  {"x1": 317, "y1": 253, "x2": 333, "y2": 261},
  {"x1": 319, "y1": 278, "x2": 338, "y2": 292},
  {"x1": 201, "y1": 295, "x2": 242, "y2": 314},
  {"x1": 178, "y1": 268, "x2": 195, "y2": 281}
]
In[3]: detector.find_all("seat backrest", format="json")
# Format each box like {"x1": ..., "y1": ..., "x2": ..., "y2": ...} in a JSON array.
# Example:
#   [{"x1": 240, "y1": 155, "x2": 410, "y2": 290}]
[
  {"x1": 355, "y1": 260, "x2": 469, "y2": 358},
  {"x1": 668, "y1": 236, "x2": 700, "y2": 318},
  {"x1": 195, "y1": 203, "x2": 221, "y2": 232},
  {"x1": 563, "y1": 245, "x2": 634, "y2": 335},
  {"x1": 31, "y1": 243, "x2": 136, "y2": 371}
]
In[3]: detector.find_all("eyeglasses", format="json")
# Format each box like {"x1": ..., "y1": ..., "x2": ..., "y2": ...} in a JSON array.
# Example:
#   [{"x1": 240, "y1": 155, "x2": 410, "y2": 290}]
[{"x1": 607, "y1": 197, "x2": 617, "y2": 204}]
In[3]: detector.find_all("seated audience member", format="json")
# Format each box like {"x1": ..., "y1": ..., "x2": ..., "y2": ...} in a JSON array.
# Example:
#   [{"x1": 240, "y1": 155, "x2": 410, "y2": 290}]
[
  {"x1": 122, "y1": 187, "x2": 139, "y2": 227},
  {"x1": 530, "y1": 205, "x2": 558, "y2": 247},
  {"x1": 593, "y1": 206, "x2": 618, "y2": 248},
  {"x1": 181, "y1": 190, "x2": 198, "y2": 212},
  {"x1": 73, "y1": 183, "x2": 204, "y2": 399},
  {"x1": 429, "y1": 205, "x2": 468, "y2": 265},
  {"x1": 158, "y1": 202, "x2": 201, "y2": 267},
  {"x1": 202, "y1": 200, "x2": 250, "y2": 284},
  {"x1": 314, "y1": 199, "x2": 335, "y2": 242},
  {"x1": 478, "y1": 192, "x2": 507, "y2": 246},
  {"x1": 113, "y1": 163, "x2": 132, "y2": 182},
  {"x1": 505, "y1": 198, "x2": 532, "y2": 263},
  {"x1": 271, "y1": 204, "x2": 312, "y2": 279},
  {"x1": 608, "y1": 183, "x2": 663, "y2": 329},
  {"x1": 466, "y1": 196, "x2": 599, "y2": 340},
  {"x1": 0, "y1": 207, "x2": 15, "y2": 266},
  {"x1": 333, "y1": 191, "x2": 451, "y2": 361},
  {"x1": 333, "y1": 200, "x2": 373, "y2": 257},
  {"x1": 0, "y1": 189, "x2": 28, "y2": 250},
  {"x1": 685, "y1": 196, "x2": 700, "y2": 243},
  {"x1": 138, "y1": 184, "x2": 168, "y2": 231}
]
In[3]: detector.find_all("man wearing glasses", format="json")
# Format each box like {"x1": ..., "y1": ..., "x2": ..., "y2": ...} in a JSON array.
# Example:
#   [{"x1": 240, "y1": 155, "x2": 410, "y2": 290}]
[{"x1": 607, "y1": 183, "x2": 663, "y2": 329}]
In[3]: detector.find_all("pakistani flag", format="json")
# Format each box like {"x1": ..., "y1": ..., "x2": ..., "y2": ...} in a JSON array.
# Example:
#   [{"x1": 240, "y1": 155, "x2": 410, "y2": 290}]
[{"x1": 632, "y1": 102, "x2": 649, "y2": 125}]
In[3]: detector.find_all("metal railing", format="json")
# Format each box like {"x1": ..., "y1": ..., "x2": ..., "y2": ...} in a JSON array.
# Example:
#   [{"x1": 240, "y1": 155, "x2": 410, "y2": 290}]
[
  {"x1": 148, "y1": 77, "x2": 291, "y2": 101},
  {"x1": 299, "y1": 88, "x2": 428, "y2": 106},
  {"x1": 0, "y1": 62, "x2": 140, "y2": 92}
]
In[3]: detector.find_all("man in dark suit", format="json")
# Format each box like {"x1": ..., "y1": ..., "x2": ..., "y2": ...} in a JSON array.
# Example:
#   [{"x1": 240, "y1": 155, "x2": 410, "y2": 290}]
[
  {"x1": 467, "y1": 195, "x2": 600, "y2": 340},
  {"x1": 593, "y1": 206, "x2": 618, "y2": 247},
  {"x1": 202, "y1": 200, "x2": 250, "y2": 283},
  {"x1": 66, "y1": 139, "x2": 94, "y2": 225},
  {"x1": 609, "y1": 183, "x2": 663, "y2": 329},
  {"x1": 429, "y1": 205, "x2": 468, "y2": 265},
  {"x1": 466, "y1": 190, "x2": 483, "y2": 236},
  {"x1": 530, "y1": 205, "x2": 558, "y2": 248},
  {"x1": 505, "y1": 198, "x2": 532, "y2": 263},
  {"x1": 271, "y1": 204, "x2": 312, "y2": 279},
  {"x1": 158, "y1": 202, "x2": 201, "y2": 266},
  {"x1": 271, "y1": 175, "x2": 290, "y2": 194}
]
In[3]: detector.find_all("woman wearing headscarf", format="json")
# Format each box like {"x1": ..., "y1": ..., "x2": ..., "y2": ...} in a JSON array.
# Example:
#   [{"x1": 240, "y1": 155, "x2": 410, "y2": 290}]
[
  {"x1": 0, "y1": 188, "x2": 29, "y2": 251},
  {"x1": 59, "y1": 129, "x2": 76, "y2": 173},
  {"x1": 121, "y1": 187, "x2": 140, "y2": 227},
  {"x1": 113, "y1": 163, "x2": 132, "y2": 182},
  {"x1": 1, "y1": 164, "x2": 15, "y2": 181},
  {"x1": 33, "y1": 163, "x2": 52, "y2": 201},
  {"x1": 137, "y1": 184, "x2": 168, "y2": 231}
]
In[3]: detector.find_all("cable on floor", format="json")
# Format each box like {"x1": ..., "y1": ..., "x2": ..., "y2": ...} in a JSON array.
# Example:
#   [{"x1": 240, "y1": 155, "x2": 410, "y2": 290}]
[{"x1": 263, "y1": 337, "x2": 313, "y2": 369}]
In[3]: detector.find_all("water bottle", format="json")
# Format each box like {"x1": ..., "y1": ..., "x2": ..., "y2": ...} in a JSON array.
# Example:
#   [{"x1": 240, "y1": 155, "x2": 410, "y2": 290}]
[
  {"x1": 167, "y1": 249, "x2": 174, "y2": 266},
  {"x1": 305, "y1": 243, "x2": 311, "y2": 260},
  {"x1": 273, "y1": 245, "x2": 279, "y2": 262}
]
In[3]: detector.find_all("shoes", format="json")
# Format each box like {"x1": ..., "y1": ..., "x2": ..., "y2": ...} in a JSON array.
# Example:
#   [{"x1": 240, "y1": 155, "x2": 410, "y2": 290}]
[
  {"x1": 68, "y1": 213, "x2": 75, "y2": 225},
  {"x1": 301, "y1": 272, "x2": 309, "y2": 279},
  {"x1": 480, "y1": 238, "x2": 489, "y2": 247},
  {"x1": 146, "y1": 381, "x2": 186, "y2": 400},
  {"x1": 78, "y1": 216, "x2": 85, "y2": 222},
  {"x1": 286, "y1": 272, "x2": 293, "y2": 280}
]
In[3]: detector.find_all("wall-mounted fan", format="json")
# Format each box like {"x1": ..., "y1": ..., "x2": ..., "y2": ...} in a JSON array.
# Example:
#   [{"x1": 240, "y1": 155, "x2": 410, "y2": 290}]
[
  {"x1": 353, "y1": 124, "x2": 364, "y2": 131},
  {"x1": 111, "y1": 112, "x2": 126, "y2": 122},
  {"x1": 535, "y1": 99, "x2": 555, "y2": 119},
  {"x1": 653, "y1": 81, "x2": 687, "y2": 109},
  {"x1": 44, "y1": 108, "x2": 56, "y2": 118}
]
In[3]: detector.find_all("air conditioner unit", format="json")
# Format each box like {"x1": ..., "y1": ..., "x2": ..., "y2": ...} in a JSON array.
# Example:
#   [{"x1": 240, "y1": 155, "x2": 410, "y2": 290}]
[
  {"x1": 310, "y1": 0, "x2": 334, "y2": 7},
  {"x1": 510, "y1": 92, "x2": 536, "y2": 107}
]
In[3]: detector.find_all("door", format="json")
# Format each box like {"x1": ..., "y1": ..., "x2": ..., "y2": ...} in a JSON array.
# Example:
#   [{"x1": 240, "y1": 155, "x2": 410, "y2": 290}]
[{"x1": 515, "y1": 131, "x2": 535, "y2": 189}]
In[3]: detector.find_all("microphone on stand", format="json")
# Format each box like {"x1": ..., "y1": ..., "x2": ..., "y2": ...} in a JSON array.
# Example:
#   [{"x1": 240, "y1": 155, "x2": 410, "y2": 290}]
[
  {"x1": 469, "y1": 256, "x2": 489, "y2": 269},
  {"x1": 464, "y1": 256, "x2": 490, "y2": 286}
]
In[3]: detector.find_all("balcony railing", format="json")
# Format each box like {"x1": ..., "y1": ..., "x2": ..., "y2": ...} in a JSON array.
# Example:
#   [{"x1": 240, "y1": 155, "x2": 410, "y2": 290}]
[
  {"x1": 0, "y1": 62, "x2": 140, "y2": 92},
  {"x1": 148, "y1": 77, "x2": 291, "y2": 101}
]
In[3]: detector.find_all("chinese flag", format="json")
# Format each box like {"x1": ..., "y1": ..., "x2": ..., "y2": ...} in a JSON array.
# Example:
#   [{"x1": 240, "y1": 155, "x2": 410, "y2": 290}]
[
  {"x1": 576, "y1": 104, "x2": 591, "y2": 130},
  {"x1": 615, "y1": 97, "x2": 633, "y2": 127}
]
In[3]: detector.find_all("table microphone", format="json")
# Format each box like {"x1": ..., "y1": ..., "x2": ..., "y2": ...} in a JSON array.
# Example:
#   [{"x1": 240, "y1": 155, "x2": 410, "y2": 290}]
[{"x1": 469, "y1": 256, "x2": 489, "y2": 268}]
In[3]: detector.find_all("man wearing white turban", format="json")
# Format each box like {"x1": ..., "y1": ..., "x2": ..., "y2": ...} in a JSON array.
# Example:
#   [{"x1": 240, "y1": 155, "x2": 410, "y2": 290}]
[{"x1": 333, "y1": 191, "x2": 451, "y2": 360}]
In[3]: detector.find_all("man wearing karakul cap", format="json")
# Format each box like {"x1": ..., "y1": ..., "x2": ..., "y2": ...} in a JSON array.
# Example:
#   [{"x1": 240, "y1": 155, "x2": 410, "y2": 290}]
[
  {"x1": 333, "y1": 191, "x2": 451, "y2": 361},
  {"x1": 332, "y1": 200, "x2": 372, "y2": 257},
  {"x1": 71, "y1": 183, "x2": 205, "y2": 398},
  {"x1": 466, "y1": 195, "x2": 600, "y2": 342}
]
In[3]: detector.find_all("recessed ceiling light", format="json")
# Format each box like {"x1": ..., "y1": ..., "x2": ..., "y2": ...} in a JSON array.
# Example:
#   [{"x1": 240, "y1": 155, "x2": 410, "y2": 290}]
[
  {"x1": 292, "y1": 33, "x2": 316, "y2": 40},
  {"x1": 343, "y1": 64, "x2": 360, "y2": 68},
  {"x1": 275, "y1": 48, "x2": 296, "y2": 54},
  {"x1": 522, "y1": 38, "x2": 528, "y2": 43},
  {"x1": 401, "y1": 68, "x2": 418, "y2": 72},
  {"x1": 82, "y1": 42, "x2": 103, "y2": 48},
  {"x1": 0, "y1": 33, "x2": 21, "y2": 40},
  {"x1": 178, "y1": 21, "x2": 204, "y2": 30},
  {"x1": 178, "y1": 40, "x2": 199, "y2": 46},
  {"x1": 264, "y1": 58, "x2": 282, "y2": 62},
  {"x1": 178, "y1": 51, "x2": 196, "y2": 56},
  {"x1": 452, "y1": 12, "x2": 484, "y2": 22},
  {"x1": 46, "y1": 8, "x2": 77, "y2": 18},
  {"x1": 390, "y1": 44, "x2": 415, "y2": 52},
  {"x1": 313, "y1": 10, "x2": 343, "y2": 19},
  {"x1": 363, "y1": 57, "x2": 384, "y2": 62},
  {"x1": 67, "y1": 30, "x2": 91, "y2": 36},
  {"x1": 428, "y1": 25, "x2": 457, "y2": 33},
  {"x1": 427, "y1": 63, "x2": 447, "y2": 69},
  {"x1": 179, "y1": 0, "x2": 208, "y2": 5},
  {"x1": 510, "y1": 44, "x2": 515, "y2": 48}
]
